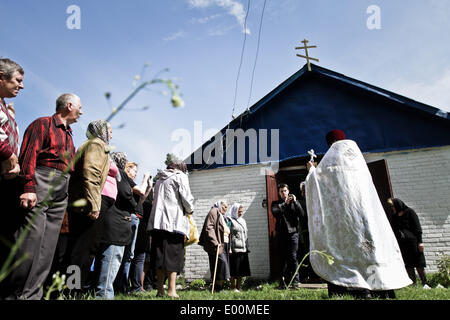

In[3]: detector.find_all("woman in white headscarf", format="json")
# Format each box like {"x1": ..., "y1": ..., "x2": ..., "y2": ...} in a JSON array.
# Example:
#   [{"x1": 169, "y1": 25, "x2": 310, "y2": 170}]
[{"x1": 227, "y1": 203, "x2": 251, "y2": 292}]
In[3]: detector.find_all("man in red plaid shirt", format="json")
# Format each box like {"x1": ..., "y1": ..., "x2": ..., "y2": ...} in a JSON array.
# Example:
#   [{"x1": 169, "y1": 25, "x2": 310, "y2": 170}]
[{"x1": 4, "y1": 93, "x2": 83, "y2": 300}]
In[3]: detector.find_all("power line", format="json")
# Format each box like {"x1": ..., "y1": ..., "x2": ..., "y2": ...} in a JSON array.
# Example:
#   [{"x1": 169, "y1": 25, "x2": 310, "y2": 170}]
[
  {"x1": 247, "y1": 0, "x2": 267, "y2": 110},
  {"x1": 231, "y1": 0, "x2": 251, "y2": 121},
  {"x1": 205, "y1": 1, "x2": 268, "y2": 170}
]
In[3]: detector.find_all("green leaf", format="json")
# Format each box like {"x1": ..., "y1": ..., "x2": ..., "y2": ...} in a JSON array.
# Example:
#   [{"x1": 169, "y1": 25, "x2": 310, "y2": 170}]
[{"x1": 171, "y1": 95, "x2": 185, "y2": 108}]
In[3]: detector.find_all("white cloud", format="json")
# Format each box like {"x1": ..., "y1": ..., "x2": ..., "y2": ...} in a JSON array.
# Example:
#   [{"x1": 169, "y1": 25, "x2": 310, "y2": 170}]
[
  {"x1": 207, "y1": 24, "x2": 236, "y2": 36},
  {"x1": 187, "y1": 0, "x2": 250, "y2": 34},
  {"x1": 163, "y1": 30, "x2": 186, "y2": 42},
  {"x1": 390, "y1": 68, "x2": 450, "y2": 113},
  {"x1": 188, "y1": 0, "x2": 212, "y2": 8},
  {"x1": 190, "y1": 13, "x2": 222, "y2": 24},
  {"x1": 25, "y1": 69, "x2": 62, "y2": 103},
  {"x1": 427, "y1": 0, "x2": 450, "y2": 23}
]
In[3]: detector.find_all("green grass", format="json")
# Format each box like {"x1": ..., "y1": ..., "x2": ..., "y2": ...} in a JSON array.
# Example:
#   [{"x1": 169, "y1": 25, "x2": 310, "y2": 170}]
[{"x1": 112, "y1": 282, "x2": 449, "y2": 301}]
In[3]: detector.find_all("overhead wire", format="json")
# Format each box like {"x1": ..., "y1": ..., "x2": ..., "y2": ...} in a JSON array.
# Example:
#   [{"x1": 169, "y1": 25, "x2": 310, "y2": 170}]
[
  {"x1": 246, "y1": 0, "x2": 267, "y2": 111},
  {"x1": 230, "y1": 0, "x2": 251, "y2": 122},
  {"x1": 202, "y1": 0, "x2": 268, "y2": 170}
]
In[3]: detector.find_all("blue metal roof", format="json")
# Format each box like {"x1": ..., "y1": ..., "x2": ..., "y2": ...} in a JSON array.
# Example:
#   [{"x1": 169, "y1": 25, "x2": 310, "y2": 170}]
[{"x1": 186, "y1": 64, "x2": 450, "y2": 171}]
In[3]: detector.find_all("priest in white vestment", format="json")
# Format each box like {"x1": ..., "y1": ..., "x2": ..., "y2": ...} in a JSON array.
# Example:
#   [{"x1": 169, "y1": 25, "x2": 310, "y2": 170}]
[{"x1": 305, "y1": 130, "x2": 412, "y2": 294}]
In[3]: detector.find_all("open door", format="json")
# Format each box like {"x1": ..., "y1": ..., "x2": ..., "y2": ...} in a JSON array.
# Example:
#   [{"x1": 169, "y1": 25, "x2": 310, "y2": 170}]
[
  {"x1": 265, "y1": 168, "x2": 281, "y2": 280},
  {"x1": 265, "y1": 159, "x2": 393, "y2": 281},
  {"x1": 367, "y1": 159, "x2": 394, "y2": 222}
]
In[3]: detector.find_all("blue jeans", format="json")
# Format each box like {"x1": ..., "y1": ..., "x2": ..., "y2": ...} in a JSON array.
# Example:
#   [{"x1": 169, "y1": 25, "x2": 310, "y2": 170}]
[
  {"x1": 114, "y1": 214, "x2": 139, "y2": 293},
  {"x1": 96, "y1": 244, "x2": 124, "y2": 299}
]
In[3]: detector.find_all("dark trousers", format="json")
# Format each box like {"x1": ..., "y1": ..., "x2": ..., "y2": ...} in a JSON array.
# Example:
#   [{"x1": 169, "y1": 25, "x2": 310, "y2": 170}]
[
  {"x1": 129, "y1": 252, "x2": 146, "y2": 292},
  {"x1": 208, "y1": 242, "x2": 230, "y2": 283},
  {"x1": 279, "y1": 232, "x2": 299, "y2": 285},
  {"x1": 129, "y1": 217, "x2": 148, "y2": 292},
  {"x1": 50, "y1": 233, "x2": 70, "y2": 276},
  {"x1": 43, "y1": 233, "x2": 69, "y2": 299},
  {"x1": 3, "y1": 167, "x2": 69, "y2": 300},
  {"x1": 0, "y1": 177, "x2": 22, "y2": 269},
  {"x1": 0, "y1": 177, "x2": 23, "y2": 298},
  {"x1": 66, "y1": 195, "x2": 114, "y2": 291}
]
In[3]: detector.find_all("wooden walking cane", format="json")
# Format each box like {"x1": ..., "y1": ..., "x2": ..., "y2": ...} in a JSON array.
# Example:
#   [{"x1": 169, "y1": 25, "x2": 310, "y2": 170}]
[{"x1": 211, "y1": 243, "x2": 221, "y2": 294}]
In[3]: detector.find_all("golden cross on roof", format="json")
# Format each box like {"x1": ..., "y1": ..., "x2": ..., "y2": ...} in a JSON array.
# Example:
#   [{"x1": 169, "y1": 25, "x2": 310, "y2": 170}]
[{"x1": 296, "y1": 39, "x2": 319, "y2": 71}]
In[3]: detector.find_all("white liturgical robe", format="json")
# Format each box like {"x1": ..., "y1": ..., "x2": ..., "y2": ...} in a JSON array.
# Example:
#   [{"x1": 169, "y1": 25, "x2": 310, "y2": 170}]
[{"x1": 305, "y1": 140, "x2": 412, "y2": 290}]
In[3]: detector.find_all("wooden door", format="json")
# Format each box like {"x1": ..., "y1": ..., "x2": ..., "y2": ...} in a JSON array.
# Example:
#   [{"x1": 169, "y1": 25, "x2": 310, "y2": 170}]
[
  {"x1": 265, "y1": 168, "x2": 281, "y2": 280},
  {"x1": 367, "y1": 159, "x2": 394, "y2": 222}
]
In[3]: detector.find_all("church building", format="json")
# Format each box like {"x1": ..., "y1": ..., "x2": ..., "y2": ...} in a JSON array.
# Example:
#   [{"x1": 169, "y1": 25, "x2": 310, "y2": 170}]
[{"x1": 183, "y1": 63, "x2": 450, "y2": 281}]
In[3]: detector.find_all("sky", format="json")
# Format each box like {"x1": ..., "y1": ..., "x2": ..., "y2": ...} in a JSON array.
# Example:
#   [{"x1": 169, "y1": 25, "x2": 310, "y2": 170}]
[{"x1": 1, "y1": 0, "x2": 450, "y2": 181}]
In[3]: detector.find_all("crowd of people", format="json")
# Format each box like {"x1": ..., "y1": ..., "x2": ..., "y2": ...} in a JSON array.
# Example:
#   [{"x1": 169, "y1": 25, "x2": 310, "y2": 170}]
[
  {"x1": 0, "y1": 58, "x2": 428, "y2": 300},
  {"x1": 0, "y1": 58, "x2": 164, "y2": 300},
  {"x1": 0, "y1": 57, "x2": 253, "y2": 300}
]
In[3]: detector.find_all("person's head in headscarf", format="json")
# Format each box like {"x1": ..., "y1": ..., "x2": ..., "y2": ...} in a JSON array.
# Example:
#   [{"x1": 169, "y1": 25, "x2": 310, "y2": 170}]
[
  {"x1": 325, "y1": 129, "x2": 346, "y2": 147},
  {"x1": 212, "y1": 200, "x2": 228, "y2": 214},
  {"x1": 111, "y1": 151, "x2": 128, "y2": 170},
  {"x1": 227, "y1": 203, "x2": 244, "y2": 220},
  {"x1": 125, "y1": 161, "x2": 138, "y2": 180},
  {"x1": 299, "y1": 181, "x2": 306, "y2": 199},
  {"x1": 167, "y1": 160, "x2": 187, "y2": 174},
  {"x1": 86, "y1": 120, "x2": 112, "y2": 144},
  {"x1": 387, "y1": 198, "x2": 408, "y2": 215}
]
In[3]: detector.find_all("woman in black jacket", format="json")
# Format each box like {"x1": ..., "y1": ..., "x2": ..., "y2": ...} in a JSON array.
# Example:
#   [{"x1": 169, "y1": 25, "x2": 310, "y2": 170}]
[
  {"x1": 388, "y1": 198, "x2": 428, "y2": 286},
  {"x1": 95, "y1": 153, "x2": 136, "y2": 299}
]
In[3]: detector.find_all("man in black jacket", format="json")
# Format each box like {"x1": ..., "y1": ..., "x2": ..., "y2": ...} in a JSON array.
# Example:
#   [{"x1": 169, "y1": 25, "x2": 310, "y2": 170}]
[{"x1": 271, "y1": 183, "x2": 305, "y2": 289}]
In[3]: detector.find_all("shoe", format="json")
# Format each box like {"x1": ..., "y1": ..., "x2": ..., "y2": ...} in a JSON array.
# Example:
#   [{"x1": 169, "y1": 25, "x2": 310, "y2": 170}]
[
  {"x1": 233, "y1": 289, "x2": 240, "y2": 293},
  {"x1": 129, "y1": 288, "x2": 146, "y2": 295},
  {"x1": 143, "y1": 284, "x2": 153, "y2": 291},
  {"x1": 213, "y1": 284, "x2": 223, "y2": 292},
  {"x1": 423, "y1": 284, "x2": 431, "y2": 290},
  {"x1": 290, "y1": 282, "x2": 302, "y2": 289}
]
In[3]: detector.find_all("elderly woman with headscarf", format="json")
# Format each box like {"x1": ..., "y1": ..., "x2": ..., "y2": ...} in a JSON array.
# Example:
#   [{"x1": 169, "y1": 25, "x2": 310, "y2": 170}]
[
  {"x1": 147, "y1": 160, "x2": 195, "y2": 298},
  {"x1": 199, "y1": 200, "x2": 231, "y2": 292},
  {"x1": 227, "y1": 203, "x2": 251, "y2": 292},
  {"x1": 66, "y1": 119, "x2": 114, "y2": 293},
  {"x1": 387, "y1": 198, "x2": 428, "y2": 287}
]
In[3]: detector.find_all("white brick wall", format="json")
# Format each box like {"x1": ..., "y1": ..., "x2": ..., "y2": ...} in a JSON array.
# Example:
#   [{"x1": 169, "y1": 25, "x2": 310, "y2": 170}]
[
  {"x1": 185, "y1": 145, "x2": 450, "y2": 280},
  {"x1": 185, "y1": 164, "x2": 270, "y2": 281},
  {"x1": 364, "y1": 145, "x2": 450, "y2": 272}
]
